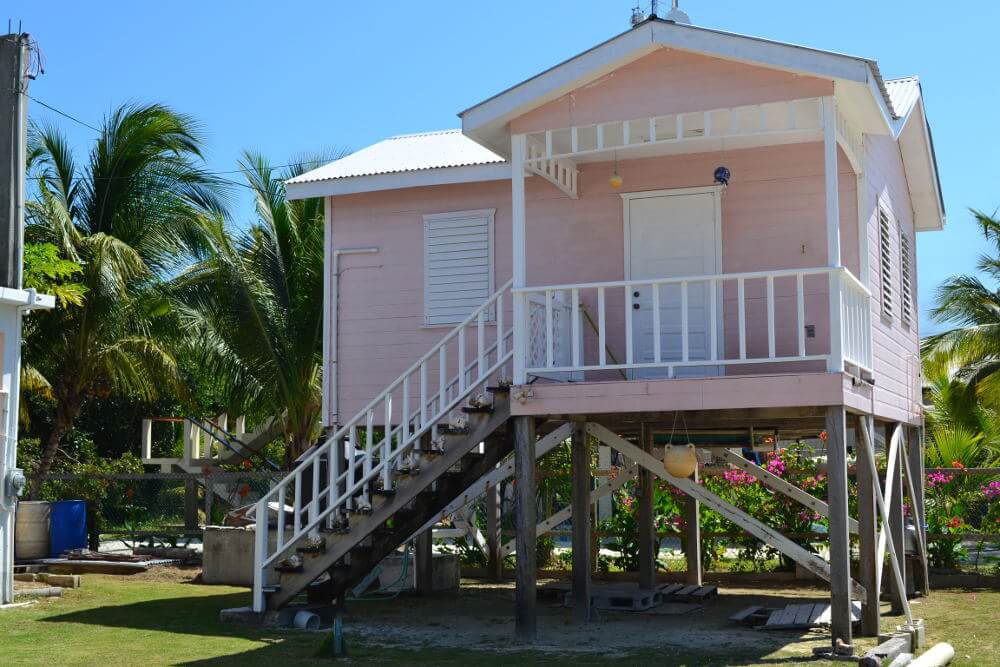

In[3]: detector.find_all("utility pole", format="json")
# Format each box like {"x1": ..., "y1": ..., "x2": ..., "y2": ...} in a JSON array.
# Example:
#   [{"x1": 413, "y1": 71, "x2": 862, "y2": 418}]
[
  {"x1": 0, "y1": 31, "x2": 51, "y2": 607},
  {"x1": 0, "y1": 32, "x2": 27, "y2": 289}
]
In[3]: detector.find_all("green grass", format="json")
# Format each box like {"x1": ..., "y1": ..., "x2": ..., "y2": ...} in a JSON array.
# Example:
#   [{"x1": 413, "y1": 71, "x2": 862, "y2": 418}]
[{"x1": 0, "y1": 574, "x2": 998, "y2": 665}]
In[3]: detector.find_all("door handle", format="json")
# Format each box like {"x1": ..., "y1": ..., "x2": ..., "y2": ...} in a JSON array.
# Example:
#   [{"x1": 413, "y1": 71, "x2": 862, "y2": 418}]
[{"x1": 633, "y1": 303, "x2": 640, "y2": 310}]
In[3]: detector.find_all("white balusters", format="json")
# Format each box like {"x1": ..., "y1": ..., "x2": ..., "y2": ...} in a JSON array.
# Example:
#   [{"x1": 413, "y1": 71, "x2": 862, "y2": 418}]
[
  {"x1": 709, "y1": 278, "x2": 718, "y2": 361},
  {"x1": 652, "y1": 284, "x2": 661, "y2": 364},
  {"x1": 625, "y1": 284, "x2": 634, "y2": 365},
  {"x1": 598, "y1": 287, "x2": 607, "y2": 366},
  {"x1": 364, "y1": 410, "x2": 373, "y2": 507},
  {"x1": 382, "y1": 394, "x2": 393, "y2": 490},
  {"x1": 680, "y1": 281, "x2": 689, "y2": 362},
  {"x1": 797, "y1": 273, "x2": 806, "y2": 357},
  {"x1": 766, "y1": 275, "x2": 776, "y2": 359},
  {"x1": 545, "y1": 291, "x2": 554, "y2": 368},
  {"x1": 571, "y1": 288, "x2": 581, "y2": 367},
  {"x1": 737, "y1": 278, "x2": 747, "y2": 360}
]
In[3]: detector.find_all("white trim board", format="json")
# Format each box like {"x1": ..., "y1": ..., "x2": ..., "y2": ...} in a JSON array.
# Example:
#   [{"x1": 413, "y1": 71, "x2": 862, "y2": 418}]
[{"x1": 285, "y1": 164, "x2": 512, "y2": 200}]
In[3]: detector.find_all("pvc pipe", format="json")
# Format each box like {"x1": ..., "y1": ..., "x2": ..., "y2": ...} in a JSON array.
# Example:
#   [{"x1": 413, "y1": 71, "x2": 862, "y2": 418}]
[
  {"x1": 327, "y1": 246, "x2": 378, "y2": 427},
  {"x1": 293, "y1": 610, "x2": 320, "y2": 630},
  {"x1": 909, "y1": 643, "x2": 955, "y2": 667}
]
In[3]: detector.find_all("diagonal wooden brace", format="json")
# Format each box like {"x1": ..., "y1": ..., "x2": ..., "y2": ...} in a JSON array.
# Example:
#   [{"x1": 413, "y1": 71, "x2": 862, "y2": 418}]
[
  {"x1": 719, "y1": 449, "x2": 859, "y2": 534},
  {"x1": 587, "y1": 422, "x2": 867, "y2": 603},
  {"x1": 858, "y1": 417, "x2": 912, "y2": 622},
  {"x1": 500, "y1": 464, "x2": 638, "y2": 558}
]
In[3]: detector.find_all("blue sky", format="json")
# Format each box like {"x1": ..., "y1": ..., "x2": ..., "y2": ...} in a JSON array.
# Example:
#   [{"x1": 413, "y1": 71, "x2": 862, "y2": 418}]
[{"x1": 9, "y1": 1, "x2": 999, "y2": 333}]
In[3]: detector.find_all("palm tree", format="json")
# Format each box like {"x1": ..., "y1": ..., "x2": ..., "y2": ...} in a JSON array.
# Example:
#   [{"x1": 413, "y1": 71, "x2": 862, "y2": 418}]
[
  {"x1": 923, "y1": 211, "x2": 1000, "y2": 397},
  {"x1": 172, "y1": 152, "x2": 327, "y2": 466},
  {"x1": 24, "y1": 104, "x2": 223, "y2": 496}
]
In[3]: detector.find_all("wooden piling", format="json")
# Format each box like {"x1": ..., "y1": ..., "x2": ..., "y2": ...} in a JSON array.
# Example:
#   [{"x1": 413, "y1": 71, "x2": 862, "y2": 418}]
[
  {"x1": 826, "y1": 406, "x2": 853, "y2": 651},
  {"x1": 638, "y1": 423, "x2": 655, "y2": 590},
  {"x1": 513, "y1": 416, "x2": 537, "y2": 641},
  {"x1": 570, "y1": 419, "x2": 592, "y2": 622},
  {"x1": 856, "y1": 415, "x2": 880, "y2": 636}
]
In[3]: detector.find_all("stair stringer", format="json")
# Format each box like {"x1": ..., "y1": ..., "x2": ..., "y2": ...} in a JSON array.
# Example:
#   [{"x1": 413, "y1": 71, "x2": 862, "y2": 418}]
[
  {"x1": 264, "y1": 398, "x2": 511, "y2": 609},
  {"x1": 306, "y1": 429, "x2": 514, "y2": 604}
]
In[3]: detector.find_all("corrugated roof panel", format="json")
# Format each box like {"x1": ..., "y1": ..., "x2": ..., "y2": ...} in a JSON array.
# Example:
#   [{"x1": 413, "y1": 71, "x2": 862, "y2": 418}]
[
  {"x1": 885, "y1": 76, "x2": 920, "y2": 119},
  {"x1": 286, "y1": 130, "x2": 504, "y2": 184}
]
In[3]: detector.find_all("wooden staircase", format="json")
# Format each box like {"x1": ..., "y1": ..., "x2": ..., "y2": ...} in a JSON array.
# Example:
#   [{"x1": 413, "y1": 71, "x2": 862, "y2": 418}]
[
  {"x1": 252, "y1": 280, "x2": 515, "y2": 612},
  {"x1": 266, "y1": 390, "x2": 511, "y2": 608}
]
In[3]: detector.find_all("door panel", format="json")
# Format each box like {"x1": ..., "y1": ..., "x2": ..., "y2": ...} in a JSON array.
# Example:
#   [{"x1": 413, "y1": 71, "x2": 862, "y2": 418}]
[{"x1": 627, "y1": 192, "x2": 721, "y2": 378}]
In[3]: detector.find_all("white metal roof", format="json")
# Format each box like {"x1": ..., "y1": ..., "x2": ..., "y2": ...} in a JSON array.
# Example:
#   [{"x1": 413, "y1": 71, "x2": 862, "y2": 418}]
[
  {"x1": 286, "y1": 130, "x2": 504, "y2": 185},
  {"x1": 885, "y1": 76, "x2": 921, "y2": 121}
]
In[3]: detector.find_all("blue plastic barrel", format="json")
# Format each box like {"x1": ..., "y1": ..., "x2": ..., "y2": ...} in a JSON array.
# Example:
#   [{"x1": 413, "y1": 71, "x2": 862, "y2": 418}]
[{"x1": 49, "y1": 500, "x2": 87, "y2": 557}]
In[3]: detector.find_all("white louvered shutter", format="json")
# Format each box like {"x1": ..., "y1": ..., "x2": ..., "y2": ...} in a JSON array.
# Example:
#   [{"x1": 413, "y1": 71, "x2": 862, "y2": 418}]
[
  {"x1": 878, "y1": 207, "x2": 894, "y2": 319},
  {"x1": 423, "y1": 209, "x2": 494, "y2": 326}
]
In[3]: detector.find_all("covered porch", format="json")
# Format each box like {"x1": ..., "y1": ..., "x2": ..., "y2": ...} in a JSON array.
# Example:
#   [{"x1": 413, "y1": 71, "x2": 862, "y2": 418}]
[{"x1": 507, "y1": 94, "x2": 871, "y2": 388}]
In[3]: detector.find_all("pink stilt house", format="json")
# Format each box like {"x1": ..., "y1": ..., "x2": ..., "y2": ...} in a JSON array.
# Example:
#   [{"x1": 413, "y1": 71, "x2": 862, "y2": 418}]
[{"x1": 252, "y1": 11, "x2": 943, "y2": 652}]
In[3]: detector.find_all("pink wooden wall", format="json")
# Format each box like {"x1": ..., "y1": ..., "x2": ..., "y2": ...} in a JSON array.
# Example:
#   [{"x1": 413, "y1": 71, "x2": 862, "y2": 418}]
[
  {"x1": 509, "y1": 48, "x2": 834, "y2": 134},
  {"x1": 329, "y1": 142, "x2": 863, "y2": 419},
  {"x1": 864, "y1": 134, "x2": 922, "y2": 425}
]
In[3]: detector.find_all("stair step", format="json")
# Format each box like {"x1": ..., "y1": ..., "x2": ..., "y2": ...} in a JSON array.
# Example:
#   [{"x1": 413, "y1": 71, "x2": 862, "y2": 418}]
[
  {"x1": 461, "y1": 405, "x2": 493, "y2": 414},
  {"x1": 373, "y1": 487, "x2": 396, "y2": 497},
  {"x1": 297, "y1": 543, "x2": 326, "y2": 555},
  {"x1": 262, "y1": 584, "x2": 281, "y2": 593},
  {"x1": 275, "y1": 563, "x2": 304, "y2": 574},
  {"x1": 437, "y1": 426, "x2": 470, "y2": 436},
  {"x1": 486, "y1": 385, "x2": 510, "y2": 394}
]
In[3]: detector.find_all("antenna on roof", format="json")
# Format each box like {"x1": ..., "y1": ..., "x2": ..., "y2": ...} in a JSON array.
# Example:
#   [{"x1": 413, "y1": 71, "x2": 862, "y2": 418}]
[
  {"x1": 664, "y1": 0, "x2": 691, "y2": 23},
  {"x1": 630, "y1": 3, "x2": 646, "y2": 27}
]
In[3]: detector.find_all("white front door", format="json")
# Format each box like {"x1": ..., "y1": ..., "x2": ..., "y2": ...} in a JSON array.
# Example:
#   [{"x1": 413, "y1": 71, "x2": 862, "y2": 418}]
[{"x1": 625, "y1": 189, "x2": 721, "y2": 378}]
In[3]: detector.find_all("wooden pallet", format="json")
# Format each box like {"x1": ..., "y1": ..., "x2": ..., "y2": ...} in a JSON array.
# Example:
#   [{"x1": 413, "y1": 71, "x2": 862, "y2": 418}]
[
  {"x1": 729, "y1": 601, "x2": 861, "y2": 630},
  {"x1": 657, "y1": 582, "x2": 718, "y2": 603}
]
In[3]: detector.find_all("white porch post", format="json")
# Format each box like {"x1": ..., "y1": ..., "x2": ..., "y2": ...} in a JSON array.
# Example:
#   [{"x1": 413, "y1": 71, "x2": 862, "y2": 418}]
[
  {"x1": 511, "y1": 133, "x2": 528, "y2": 385},
  {"x1": 823, "y1": 96, "x2": 844, "y2": 373}
]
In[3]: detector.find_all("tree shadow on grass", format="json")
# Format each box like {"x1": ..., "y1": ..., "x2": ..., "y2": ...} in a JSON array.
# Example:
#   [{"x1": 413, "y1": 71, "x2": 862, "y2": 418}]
[{"x1": 39, "y1": 590, "x2": 259, "y2": 639}]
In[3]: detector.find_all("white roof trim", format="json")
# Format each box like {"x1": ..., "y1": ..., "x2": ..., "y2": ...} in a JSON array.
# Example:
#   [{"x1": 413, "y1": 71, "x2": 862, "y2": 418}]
[
  {"x1": 460, "y1": 19, "x2": 895, "y2": 156},
  {"x1": 285, "y1": 163, "x2": 511, "y2": 200}
]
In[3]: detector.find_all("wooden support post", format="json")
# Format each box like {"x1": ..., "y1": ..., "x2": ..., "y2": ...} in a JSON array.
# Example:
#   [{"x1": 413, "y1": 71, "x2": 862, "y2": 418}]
[
  {"x1": 513, "y1": 416, "x2": 537, "y2": 641},
  {"x1": 908, "y1": 426, "x2": 930, "y2": 596},
  {"x1": 856, "y1": 416, "x2": 880, "y2": 636},
  {"x1": 486, "y1": 481, "x2": 503, "y2": 582},
  {"x1": 685, "y1": 466, "x2": 702, "y2": 586},
  {"x1": 826, "y1": 406, "x2": 853, "y2": 652},
  {"x1": 637, "y1": 424, "x2": 655, "y2": 590},
  {"x1": 570, "y1": 419, "x2": 592, "y2": 622},
  {"x1": 887, "y1": 424, "x2": 907, "y2": 614},
  {"x1": 415, "y1": 528, "x2": 433, "y2": 595}
]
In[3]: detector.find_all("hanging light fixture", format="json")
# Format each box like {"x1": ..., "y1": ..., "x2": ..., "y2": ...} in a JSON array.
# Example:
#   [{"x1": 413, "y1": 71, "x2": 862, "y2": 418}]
[{"x1": 609, "y1": 151, "x2": 623, "y2": 189}]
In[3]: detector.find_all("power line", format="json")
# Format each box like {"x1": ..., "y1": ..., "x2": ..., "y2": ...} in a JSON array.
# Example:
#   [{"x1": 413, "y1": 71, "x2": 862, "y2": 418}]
[
  {"x1": 25, "y1": 94, "x2": 336, "y2": 177},
  {"x1": 26, "y1": 94, "x2": 102, "y2": 132}
]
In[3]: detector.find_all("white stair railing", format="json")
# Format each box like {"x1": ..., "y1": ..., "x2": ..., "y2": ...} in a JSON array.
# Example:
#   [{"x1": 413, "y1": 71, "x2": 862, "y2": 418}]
[{"x1": 253, "y1": 280, "x2": 514, "y2": 611}]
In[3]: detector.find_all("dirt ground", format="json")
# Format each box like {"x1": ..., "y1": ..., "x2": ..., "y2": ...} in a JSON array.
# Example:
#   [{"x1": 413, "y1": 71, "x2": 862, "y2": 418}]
[{"x1": 334, "y1": 577, "x2": 882, "y2": 661}]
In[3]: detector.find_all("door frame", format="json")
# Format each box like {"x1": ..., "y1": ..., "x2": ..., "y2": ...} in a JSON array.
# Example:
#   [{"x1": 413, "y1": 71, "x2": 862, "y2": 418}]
[
  {"x1": 621, "y1": 185, "x2": 724, "y2": 281},
  {"x1": 620, "y1": 185, "x2": 724, "y2": 376}
]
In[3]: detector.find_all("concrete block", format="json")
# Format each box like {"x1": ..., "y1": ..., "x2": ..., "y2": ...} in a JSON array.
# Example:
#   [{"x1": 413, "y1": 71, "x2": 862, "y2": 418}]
[
  {"x1": 41, "y1": 573, "x2": 81, "y2": 588},
  {"x1": 375, "y1": 552, "x2": 459, "y2": 593},
  {"x1": 203, "y1": 525, "x2": 292, "y2": 587}
]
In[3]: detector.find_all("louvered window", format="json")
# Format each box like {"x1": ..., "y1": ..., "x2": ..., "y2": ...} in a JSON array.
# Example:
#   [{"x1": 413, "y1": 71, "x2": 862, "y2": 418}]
[
  {"x1": 878, "y1": 207, "x2": 894, "y2": 319},
  {"x1": 899, "y1": 229, "x2": 913, "y2": 328},
  {"x1": 423, "y1": 209, "x2": 495, "y2": 326}
]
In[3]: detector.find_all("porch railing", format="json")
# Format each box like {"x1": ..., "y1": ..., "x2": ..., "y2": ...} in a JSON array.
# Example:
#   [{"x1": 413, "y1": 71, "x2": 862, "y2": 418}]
[{"x1": 513, "y1": 266, "x2": 871, "y2": 380}]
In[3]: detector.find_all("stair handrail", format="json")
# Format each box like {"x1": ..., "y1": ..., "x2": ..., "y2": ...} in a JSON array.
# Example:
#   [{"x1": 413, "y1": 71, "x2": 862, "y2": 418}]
[
  {"x1": 253, "y1": 280, "x2": 514, "y2": 610},
  {"x1": 186, "y1": 417, "x2": 281, "y2": 471}
]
